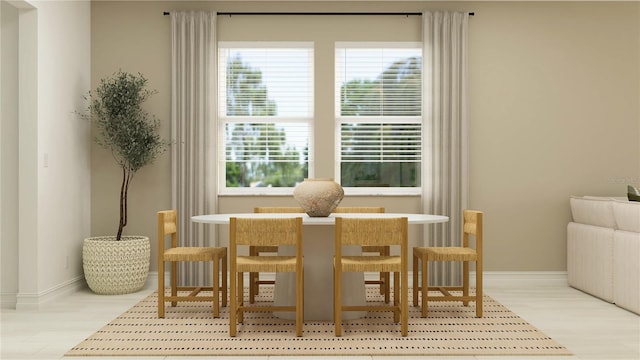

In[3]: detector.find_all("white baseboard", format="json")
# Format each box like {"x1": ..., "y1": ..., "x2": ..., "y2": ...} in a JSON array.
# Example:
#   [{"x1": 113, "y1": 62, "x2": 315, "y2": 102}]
[
  {"x1": 10, "y1": 275, "x2": 86, "y2": 310},
  {"x1": 155, "y1": 271, "x2": 568, "y2": 287},
  {"x1": 4, "y1": 271, "x2": 568, "y2": 309}
]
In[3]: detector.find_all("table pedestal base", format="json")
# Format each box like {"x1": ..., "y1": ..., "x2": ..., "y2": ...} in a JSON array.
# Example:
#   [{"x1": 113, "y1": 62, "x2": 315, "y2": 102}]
[{"x1": 273, "y1": 226, "x2": 367, "y2": 321}]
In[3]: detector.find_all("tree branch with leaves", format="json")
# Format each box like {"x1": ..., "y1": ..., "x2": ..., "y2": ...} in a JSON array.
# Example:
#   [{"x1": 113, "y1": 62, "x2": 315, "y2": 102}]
[{"x1": 81, "y1": 71, "x2": 169, "y2": 240}]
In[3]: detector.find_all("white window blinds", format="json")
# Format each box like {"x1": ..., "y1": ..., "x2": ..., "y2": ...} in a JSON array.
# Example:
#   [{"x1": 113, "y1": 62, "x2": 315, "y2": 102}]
[
  {"x1": 220, "y1": 42, "x2": 313, "y2": 117},
  {"x1": 218, "y1": 42, "x2": 314, "y2": 193},
  {"x1": 340, "y1": 122, "x2": 422, "y2": 162},
  {"x1": 336, "y1": 43, "x2": 422, "y2": 116},
  {"x1": 335, "y1": 42, "x2": 422, "y2": 191}
]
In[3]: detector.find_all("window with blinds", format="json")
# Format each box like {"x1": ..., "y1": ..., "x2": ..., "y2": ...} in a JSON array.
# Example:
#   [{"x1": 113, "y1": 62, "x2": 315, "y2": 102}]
[
  {"x1": 335, "y1": 42, "x2": 422, "y2": 192},
  {"x1": 218, "y1": 42, "x2": 314, "y2": 194}
]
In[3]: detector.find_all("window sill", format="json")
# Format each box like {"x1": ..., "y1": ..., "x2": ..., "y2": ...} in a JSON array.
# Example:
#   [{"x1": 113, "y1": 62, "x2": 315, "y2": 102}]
[{"x1": 217, "y1": 188, "x2": 421, "y2": 197}]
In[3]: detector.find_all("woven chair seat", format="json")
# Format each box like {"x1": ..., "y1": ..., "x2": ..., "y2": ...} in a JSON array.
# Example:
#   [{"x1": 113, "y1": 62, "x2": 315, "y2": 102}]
[
  {"x1": 416, "y1": 247, "x2": 477, "y2": 261},
  {"x1": 237, "y1": 256, "x2": 299, "y2": 272},
  {"x1": 339, "y1": 256, "x2": 401, "y2": 273},
  {"x1": 164, "y1": 247, "x2": 225, "y2": 261}
]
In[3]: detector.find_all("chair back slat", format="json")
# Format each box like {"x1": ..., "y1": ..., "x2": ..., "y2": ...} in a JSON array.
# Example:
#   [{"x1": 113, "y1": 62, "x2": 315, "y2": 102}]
[
  {"x1": 157, "y1": 210, "x2": 178, "y2": 252},
  {"x1": 231, "y1": 217, "x2": 303, "y2": 246},
  {"x1": 463, "y1": 222, "x2": 476, "y2": 235},
  {"x1": 161, "y1": 210, "x2": 178, "y2": 235},
  {"x1": 463, "y1": 210, "x2": 481, "y2": 235},
  {"x1": 336, "y1": 217, "x2": 407, "y2": 246},
  {"x1": 462, "y1": 210, "x2": 483, "y2": 249}
]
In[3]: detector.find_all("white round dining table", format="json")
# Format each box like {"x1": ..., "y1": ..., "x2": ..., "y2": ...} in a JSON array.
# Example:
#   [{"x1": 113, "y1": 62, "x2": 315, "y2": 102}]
[
  {"x1": 192, "y1": 212, "x2": 448, "y2": 320},
  {"x1": 192, "y1": 212, "x2": 449, "y2": 225}
]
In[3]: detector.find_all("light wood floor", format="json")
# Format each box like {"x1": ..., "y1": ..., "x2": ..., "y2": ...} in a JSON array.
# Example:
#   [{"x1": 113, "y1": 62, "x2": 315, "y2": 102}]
[{"x1": 1, "y1": 273, "x2": 638, "y2": 360}]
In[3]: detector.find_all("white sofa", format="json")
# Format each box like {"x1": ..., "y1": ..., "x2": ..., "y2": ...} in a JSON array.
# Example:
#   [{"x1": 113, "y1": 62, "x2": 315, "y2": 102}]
[{"x1": 568, "y1": 196, "x2": 640, "y2": 315}]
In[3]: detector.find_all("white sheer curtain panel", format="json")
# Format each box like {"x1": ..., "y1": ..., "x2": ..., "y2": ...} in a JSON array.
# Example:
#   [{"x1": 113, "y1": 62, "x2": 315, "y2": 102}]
[
  {"x1": 170, "y1": 11, "x2": 217, "y2": 286},
  {"x1": 422, "y1": 11, "x2": 470, "y2": 286}
]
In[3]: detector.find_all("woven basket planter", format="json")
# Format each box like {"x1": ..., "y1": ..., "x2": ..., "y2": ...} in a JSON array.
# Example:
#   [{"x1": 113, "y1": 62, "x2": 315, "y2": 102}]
[{"x1": 83, "y1": 236, "x2": 150, "y2": 295}]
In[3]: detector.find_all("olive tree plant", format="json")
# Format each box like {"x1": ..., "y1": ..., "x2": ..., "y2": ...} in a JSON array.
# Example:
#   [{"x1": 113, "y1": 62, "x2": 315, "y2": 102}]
[{"x1": 81, "y1": 71, "x2": 168, "y2": 240}]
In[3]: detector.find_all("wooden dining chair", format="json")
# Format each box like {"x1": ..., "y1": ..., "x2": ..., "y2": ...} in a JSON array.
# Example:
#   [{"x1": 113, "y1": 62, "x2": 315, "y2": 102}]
[
  {"x1": 229, "y1": 216, "x2": 304, "y2": 337},
  {"x1": 333, "y1": 207, "x2": 390, "y2": 302},
  {"x1": 413, "y1": 210, "x2": 484, "y2": 317},
  {"x1": 334, "y1": 216, "x2": 409, "y2": 337},
  {"x1": 250, "y1": 207, "x2": 305, "y2": 303},
  {"x1": 157, "y1": 210, "x2": 227, "y2": 318}
]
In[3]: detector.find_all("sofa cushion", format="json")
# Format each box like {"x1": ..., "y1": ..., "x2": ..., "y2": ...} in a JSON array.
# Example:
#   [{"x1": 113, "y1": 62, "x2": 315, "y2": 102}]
[
  {"x1": 570, "y1": 196, "x2": 617, "y2": 228},
  {"x1": 613, "y1": 200, "x2": 640, "y2": 233}
]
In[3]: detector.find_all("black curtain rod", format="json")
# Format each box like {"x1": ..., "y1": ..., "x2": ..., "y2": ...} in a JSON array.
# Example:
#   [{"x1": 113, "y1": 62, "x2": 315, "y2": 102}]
[{"x1": 163, "y1": 11, "x2": 474, "y2": 16}]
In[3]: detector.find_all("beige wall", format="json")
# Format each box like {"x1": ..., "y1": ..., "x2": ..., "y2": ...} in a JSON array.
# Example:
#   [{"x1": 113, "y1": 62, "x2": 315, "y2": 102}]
[{"x1": 91, "y1": 1, "x2": 640, "y2": 273}]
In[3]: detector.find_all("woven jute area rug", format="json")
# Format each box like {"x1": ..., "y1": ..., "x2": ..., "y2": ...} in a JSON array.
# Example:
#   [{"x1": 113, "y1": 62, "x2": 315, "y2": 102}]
[{"x1": 66, "y1": 286, "x2": 571, "y2": 356}]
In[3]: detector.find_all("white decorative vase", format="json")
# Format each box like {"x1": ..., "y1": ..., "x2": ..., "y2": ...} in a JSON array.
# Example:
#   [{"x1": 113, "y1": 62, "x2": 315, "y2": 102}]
[
  {"x1": 293, "y1": 178, "x2": 344, "y2": 217},
  {"x1": 83, "y1": 236, "x2": 150, "y2": 295}
]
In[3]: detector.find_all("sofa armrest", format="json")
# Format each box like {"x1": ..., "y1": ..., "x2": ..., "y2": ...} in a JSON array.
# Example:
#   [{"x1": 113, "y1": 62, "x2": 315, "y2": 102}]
[
  {"x1": 614, "y1": 230, "x2": 640, "y2": 314},
  {"x1": 567, "y1": 222, "x2": 614, "y2": 303}
]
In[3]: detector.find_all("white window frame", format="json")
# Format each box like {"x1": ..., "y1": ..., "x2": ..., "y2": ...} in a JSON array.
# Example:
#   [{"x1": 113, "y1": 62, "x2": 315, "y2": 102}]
[
  {"x1": 218, "y1": 41, "x2": 315, "y2": 196},
  {"x1": 335, "y1": 42, "x2": 422, "y2": 196}
]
